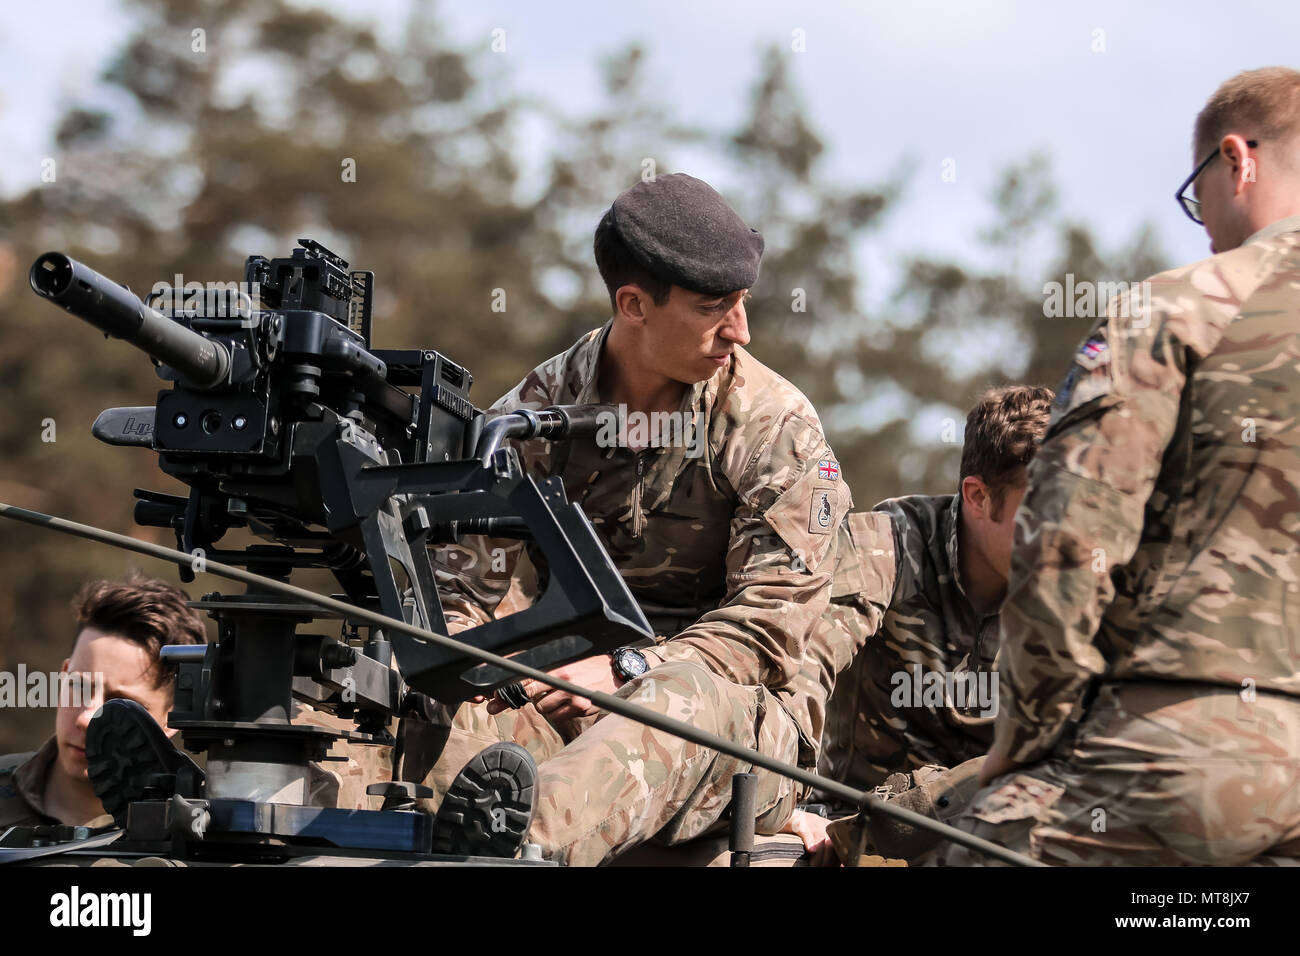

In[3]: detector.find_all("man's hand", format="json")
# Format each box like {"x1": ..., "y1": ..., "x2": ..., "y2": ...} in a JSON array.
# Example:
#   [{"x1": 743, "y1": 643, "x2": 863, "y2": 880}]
[
  {"x1": 486, "y1": 654, "x2": 620, "y2": 725},
  {"x1": 977, "y1": 745, "x2": 1023, "y2": 787},
  {"x1": 782, "y1": 809, "x2": 839, "y2": 867}
]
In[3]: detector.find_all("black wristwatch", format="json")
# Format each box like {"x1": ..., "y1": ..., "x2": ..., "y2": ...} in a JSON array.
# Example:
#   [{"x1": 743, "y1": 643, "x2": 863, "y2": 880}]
[{"x1": 610, "y1": 647, "x2": 650, "y2": 683}]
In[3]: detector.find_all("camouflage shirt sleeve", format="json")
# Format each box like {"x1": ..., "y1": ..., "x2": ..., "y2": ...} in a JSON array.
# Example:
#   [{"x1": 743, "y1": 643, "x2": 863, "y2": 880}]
[
  {"x1": 993, "y1": 295, "x2": 1187, "y2": 764},
  {"x1": 653, "y1": 409, "x2": 851, "y2": 690},
  {"x1": 432, "y1": 371, "x2": 557, "y2": 633},
  {"x1": 781, "y1": 510, "x2": 897, "y2": 768},
  {"x1": 434, "y1": 530, "x2": 529, "y2": 633},
  {"x1": 819, "y1": 509, "x2": 898, "y2": 677}
]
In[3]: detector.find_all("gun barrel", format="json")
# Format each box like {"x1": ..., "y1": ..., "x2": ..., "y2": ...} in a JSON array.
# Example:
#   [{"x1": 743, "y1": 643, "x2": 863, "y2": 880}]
[{"x1": 30, "y1": 252, "x2": 230, "y2": 388}]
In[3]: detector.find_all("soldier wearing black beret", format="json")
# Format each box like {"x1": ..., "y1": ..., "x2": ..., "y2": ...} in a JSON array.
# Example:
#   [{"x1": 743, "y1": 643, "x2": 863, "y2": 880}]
[
  {"x1": 604, "y1": 171, "x2": 765, "y2": 295},
  {"x1": 400, "y1": 172, "x2": 850, "y2": 865}
]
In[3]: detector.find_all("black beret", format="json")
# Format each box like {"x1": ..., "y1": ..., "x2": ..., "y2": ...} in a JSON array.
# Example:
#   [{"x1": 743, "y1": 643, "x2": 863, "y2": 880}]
[{"x1": 609, "y1": 173, "x2": 764, "y2": 295}]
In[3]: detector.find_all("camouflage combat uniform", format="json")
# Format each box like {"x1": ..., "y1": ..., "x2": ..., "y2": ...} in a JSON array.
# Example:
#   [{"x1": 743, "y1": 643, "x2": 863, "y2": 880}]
[
  {"x1": 395, "y1": 318, "x2": 851, "y2": 865},
  {"x1": 0, "y1": 738, "x2": 112, "y2": 829},
  {"x1": 942, "y1": 216, "x2": 1300, "y2": 866},
  {"x1": 293, "y1": 702, "x2": 395, "y2": 810},
  {"x1": 817, "y1": 495, "x2": 1002, "y2": 796},
  {"x1": 795, "y1": 510, "x2": 897, "y2": 778},
  {"x1": 528, "y1": 512, "x2": 900, "y2": 866}
]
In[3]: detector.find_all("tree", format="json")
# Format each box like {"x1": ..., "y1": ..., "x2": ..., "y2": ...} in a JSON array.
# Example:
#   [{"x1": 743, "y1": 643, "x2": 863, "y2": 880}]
[
  {"x1": 722, "y1": 50, "x2": 1167, "y2": 505},
  {"x1": 0, "y1": 0, "x2": 549, "y2": 747},
  {"x1": 0, "y1": 8, "x2": 1169, "y2": 751}
]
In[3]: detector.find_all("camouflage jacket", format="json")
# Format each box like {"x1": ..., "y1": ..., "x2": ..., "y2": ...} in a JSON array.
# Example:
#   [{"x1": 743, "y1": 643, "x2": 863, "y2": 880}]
[
  {"x1": 817, "y1": 495, "x2": 1002, "y2": 789},
  {"x1": 434, "y1": 319, "x2": 851, "y2": 699},
  {"x1": 0, "y1": 739, "x2": 56, "y2": 829},
  {"x1": 782, "y1": 510, "x2": 896, "y2": 769},
  {"x1": 0, "y1": 737, "x2": 115, "y2": 830},
  {"x1": 995, "y1": 215, "x2": 1300, "y2": 765}
]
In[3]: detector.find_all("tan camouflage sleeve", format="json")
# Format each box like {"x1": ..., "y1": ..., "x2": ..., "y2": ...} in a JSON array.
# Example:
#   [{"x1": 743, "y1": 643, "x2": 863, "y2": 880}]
[
  {"x1": 433, "y1": 537, "x2": 527, "y2": 633},
  {"x1": 654, "y1": 410, "x2": 852, "y2": 690},
  {"x1": 819, "y1": 509, "x2": 898, "y2": 677},
  {"x1": 993, "y1": 299, "x2": 1187, "y2": 764},
  {"x1": 432, "y1": 371, "x2": 556, "y2": 633}
]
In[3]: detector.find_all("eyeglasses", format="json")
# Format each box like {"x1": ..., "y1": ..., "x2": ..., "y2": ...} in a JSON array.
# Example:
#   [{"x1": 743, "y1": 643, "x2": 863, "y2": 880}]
[{"x1": 1176, "y1": 140, "x2": 1258, "y2": 224}]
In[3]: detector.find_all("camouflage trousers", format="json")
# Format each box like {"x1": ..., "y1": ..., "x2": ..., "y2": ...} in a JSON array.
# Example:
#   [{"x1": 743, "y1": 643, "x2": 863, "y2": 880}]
[
  {"x1": 395, "y1": 659, "x2": 802, "y2": 866},
  {"x1": 294, "y1": 702, "x2": 395, "y2": 811},
  {"x1": 938, "y1": 682, "x2": 1300, "y2": 866}
]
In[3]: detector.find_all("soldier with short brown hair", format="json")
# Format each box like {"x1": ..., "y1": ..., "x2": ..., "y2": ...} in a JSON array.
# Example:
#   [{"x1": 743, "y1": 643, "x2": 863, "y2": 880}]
[
  {"x1": 819, "y1": 385, "x2": 1054, "y2": 794},
  {"x1": 942, "y1": 66, "x2": 1300, "y2": 865},
  {"x1": 794, "y1": 387, "x2": 1051, "y2": 863},
  {"x1": 0, "y1": 575, "x2": 208, "y2": 829}
]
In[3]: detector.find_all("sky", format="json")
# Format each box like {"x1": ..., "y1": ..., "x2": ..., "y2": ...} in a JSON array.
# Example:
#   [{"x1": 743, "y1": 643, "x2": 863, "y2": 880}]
[{"x1": 1, "y1": 0, "x2": 1297, "y2": 299}]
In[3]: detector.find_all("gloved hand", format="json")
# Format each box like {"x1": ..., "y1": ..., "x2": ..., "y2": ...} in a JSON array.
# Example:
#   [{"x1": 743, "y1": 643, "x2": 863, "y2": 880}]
[{"x1": 826, "y1": 757, "x2": 987, "y2": 864}]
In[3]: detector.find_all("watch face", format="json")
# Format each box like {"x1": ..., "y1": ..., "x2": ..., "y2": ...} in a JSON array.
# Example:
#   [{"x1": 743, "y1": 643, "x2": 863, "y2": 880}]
[{"x1": 617, "y1": 649, "x2": 648, "y2": 678}]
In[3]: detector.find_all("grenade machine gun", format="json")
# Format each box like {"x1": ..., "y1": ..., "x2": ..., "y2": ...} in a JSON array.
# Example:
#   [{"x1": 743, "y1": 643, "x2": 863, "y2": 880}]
[{"x1": 19, "y1": 238, "x2": 652, "y2": 862}]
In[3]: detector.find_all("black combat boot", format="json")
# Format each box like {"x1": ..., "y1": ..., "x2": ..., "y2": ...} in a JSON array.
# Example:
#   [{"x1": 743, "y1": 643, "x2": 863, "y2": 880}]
[
  {"x1": 85, "y1": 698, "x2": 205, "y2": 828},
  {"x1": 430, "y1": 741, "x2": 537, "y2": 858}
]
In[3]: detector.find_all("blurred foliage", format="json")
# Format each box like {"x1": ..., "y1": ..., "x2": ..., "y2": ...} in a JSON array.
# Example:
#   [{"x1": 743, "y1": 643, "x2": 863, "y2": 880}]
[{"x1": 0, "y1": 0, "x2": 1166, "y2": 751}]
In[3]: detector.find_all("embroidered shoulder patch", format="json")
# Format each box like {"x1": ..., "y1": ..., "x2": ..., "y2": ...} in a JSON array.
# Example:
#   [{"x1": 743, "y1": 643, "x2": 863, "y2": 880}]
[{"x1": 809, "y1": 488, "x2": 837, "y2": 534}]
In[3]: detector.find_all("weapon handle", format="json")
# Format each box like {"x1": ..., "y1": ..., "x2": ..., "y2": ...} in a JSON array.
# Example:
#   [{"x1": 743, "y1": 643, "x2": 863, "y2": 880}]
[
  {"x1": 473, "y1": 404, "x2": 617, "y2": 461},
  {"x1": 537, "y1": 404, "x2": 617, "y2": 441}
]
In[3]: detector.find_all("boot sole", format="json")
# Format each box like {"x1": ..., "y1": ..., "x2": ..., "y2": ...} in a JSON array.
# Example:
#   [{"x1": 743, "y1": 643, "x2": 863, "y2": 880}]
[
  {"x1": 85, "y1": 698, "x2": 198, "y2": 827},
  {"x1": 430, "y1": 742, "x2": 536, "y2": 858}
]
